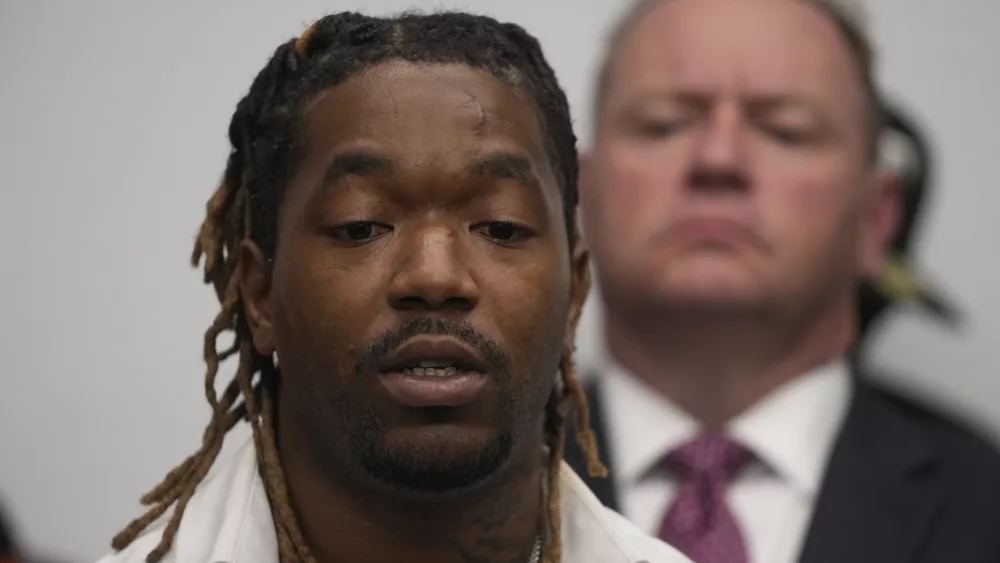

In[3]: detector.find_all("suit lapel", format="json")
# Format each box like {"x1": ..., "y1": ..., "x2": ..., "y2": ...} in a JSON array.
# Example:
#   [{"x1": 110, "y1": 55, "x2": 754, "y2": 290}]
[
  {"x1": 797, "y1": 380, "x2": 943, "y2": 563},
  {"x1": 563, "y1": 378, "x2": 621, "y2": 511}
]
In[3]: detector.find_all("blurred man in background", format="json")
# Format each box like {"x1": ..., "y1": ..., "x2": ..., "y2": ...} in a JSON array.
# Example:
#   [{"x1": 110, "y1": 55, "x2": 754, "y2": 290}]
[{"x1": 566, "y1": 0, "x2": 1000, "y2": 562}]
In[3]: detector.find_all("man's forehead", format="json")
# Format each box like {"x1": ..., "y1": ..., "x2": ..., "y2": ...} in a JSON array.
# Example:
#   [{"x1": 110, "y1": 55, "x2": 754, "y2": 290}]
[
  {"x1": 308, "y1": 63, "x2": 528, "y2": 130},
  {"x1": 612, "y1": 0, "x2": 860, "y2": 101},
  {"x1": 302, "y1": 61, "x2": 550, "y2": 166}
]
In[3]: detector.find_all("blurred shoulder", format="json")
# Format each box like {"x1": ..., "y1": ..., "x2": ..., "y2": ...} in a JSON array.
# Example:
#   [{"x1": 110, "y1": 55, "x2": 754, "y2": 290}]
[
  {"x1": 599, "y1": 506, "x2": 691, "y2": 563},
  {"x1": 863, "y1": 378, "x2": 1000, "y2": 475}
]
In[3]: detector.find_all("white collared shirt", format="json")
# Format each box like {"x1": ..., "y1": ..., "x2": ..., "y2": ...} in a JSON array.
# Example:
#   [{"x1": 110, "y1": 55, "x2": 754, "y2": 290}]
[
  {"x1": 601, "y1": 359, "x2": 851, "y2": 563},
  {"x1": 96, "y1": 438, "x2": 692, "y2": 563}
]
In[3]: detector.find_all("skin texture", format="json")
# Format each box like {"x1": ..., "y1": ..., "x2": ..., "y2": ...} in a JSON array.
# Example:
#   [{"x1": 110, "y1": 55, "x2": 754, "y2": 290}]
[
  {"x1": 581, "y1": 0, "x2": 899, "y2": 425},
  {"x1": 238, "y1": 61, "x2": 590, "y2": 563}
]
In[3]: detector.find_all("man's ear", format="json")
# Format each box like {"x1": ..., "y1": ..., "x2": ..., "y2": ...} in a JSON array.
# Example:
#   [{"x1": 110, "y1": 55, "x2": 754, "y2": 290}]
[
  {"x1": 860, "y1": 169, "x2": 902, "y2": 277},
  {"x1": 565, "y1": 236, "x2": 593, "y2": 351},
  {"x1": 238, "y1": 239, "x2": 276, "y2": 355}
]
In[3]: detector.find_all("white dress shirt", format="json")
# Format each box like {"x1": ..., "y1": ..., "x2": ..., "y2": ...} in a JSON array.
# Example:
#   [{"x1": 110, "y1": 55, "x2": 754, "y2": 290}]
[
  {"x1": 97, "y1": 437, "x2": 692, "y2": 563},
  {"x1": 601, "y1": 360, "x2": 851, "y2": 563}
]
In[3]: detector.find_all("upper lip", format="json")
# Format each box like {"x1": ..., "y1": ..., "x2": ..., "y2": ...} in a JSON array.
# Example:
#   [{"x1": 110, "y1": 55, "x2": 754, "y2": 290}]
[
  {"x1": 377, "y1": 335, "x2": 490, "y2": 374},
  {"x1": 673, "y1": 213, "x2": 753, "y2": 228}
]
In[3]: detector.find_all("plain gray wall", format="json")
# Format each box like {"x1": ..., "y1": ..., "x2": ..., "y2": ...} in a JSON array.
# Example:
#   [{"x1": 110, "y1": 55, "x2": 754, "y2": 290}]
[{"x1": 1, "y1": 0, "x2": 997, "y2": 560}]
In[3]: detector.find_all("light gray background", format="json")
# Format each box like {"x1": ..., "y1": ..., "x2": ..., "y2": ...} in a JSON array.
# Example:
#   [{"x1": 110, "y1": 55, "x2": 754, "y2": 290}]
[{"x1": 1, "y1": 0, "x2": 997, "y2": 559}]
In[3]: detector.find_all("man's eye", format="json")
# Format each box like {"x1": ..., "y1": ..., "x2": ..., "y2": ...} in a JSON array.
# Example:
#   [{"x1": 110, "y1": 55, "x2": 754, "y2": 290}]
[
  {"x1": 766, "y1": 126, "x2": 812, "y2": 144},
  {"x1": 473, "y1": 221, "x2": 536, "y2": 244},
  {"x1": 638, "y1": 120, "x2": 682, "y2": 138},
  {"x1": 326, "y1": 221, "x2": 392, "y2": 244}
]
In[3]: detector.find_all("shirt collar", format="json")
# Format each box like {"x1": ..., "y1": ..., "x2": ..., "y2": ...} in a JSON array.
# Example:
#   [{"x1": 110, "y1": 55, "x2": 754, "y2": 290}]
[
  {"x1": 172, "y1": 439, "x2": 277, "y2": 563},
  {"x1": 601, "y1": 363, "x2": 697, "y2": 486},
  {"x1": 603, "y1": 359, "x2": 852, "y2": 496}
]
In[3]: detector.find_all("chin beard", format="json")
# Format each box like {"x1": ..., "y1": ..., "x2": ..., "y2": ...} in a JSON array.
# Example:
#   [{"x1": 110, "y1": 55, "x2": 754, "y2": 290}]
[
  {"x1": 349, "y1": 416, "x2": 518, "y2": 494},
  {"x1": 289, "y1": 316, "x2": 546, "y2": 495}
]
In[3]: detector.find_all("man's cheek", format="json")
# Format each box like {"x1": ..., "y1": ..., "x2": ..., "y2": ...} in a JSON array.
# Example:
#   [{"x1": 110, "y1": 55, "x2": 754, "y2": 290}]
[{"x1": 512, "y1": 295, "x2": 566, "y2": 353}]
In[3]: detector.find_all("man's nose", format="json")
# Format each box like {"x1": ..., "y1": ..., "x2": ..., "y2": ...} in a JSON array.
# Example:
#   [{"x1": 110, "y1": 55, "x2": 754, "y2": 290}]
[
  {"x1": 387, "y1": 226, "x2": 480, "y2": 313},
  {"x1": 687, "y1": 103, "x2": 750, "y2": 193}
]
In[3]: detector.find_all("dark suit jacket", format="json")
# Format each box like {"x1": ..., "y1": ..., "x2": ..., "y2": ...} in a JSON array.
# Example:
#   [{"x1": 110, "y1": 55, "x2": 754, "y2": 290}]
[{"x1": 564, "y1": 373, "x2": 1000, "y2": 563}]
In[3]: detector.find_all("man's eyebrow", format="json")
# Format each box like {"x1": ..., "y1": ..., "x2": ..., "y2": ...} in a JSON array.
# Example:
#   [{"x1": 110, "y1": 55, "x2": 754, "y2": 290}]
[
  {"x1": 468, "y1": 153, "x2": 543, "y2": 193},
  {"x1": 321, "y1": 150, "x2": 395, "y2": 188}
]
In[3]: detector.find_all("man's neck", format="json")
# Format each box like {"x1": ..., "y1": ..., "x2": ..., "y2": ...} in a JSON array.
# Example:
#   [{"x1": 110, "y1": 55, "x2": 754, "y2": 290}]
[
  {"x1": 277, "y1": 438, "x2": 545, "y2": 563},
  {"x1": 604, "y1": 301, "x2": 854, "y2": 428}
]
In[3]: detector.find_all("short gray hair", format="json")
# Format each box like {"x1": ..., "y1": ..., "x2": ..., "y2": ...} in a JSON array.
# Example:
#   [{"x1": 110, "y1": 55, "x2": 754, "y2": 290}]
[{"x1": 593, "y1": 0, "x2": 884, "y2": 162}]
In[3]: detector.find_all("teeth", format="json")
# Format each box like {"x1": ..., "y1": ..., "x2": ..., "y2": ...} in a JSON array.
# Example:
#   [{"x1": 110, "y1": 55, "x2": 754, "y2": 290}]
[
  {"x1": 418, "y1": 360, "x2": 455, "y2": 368},
  {"x1": 401, "y1": 366, "x2": 460, "y2": 377}
]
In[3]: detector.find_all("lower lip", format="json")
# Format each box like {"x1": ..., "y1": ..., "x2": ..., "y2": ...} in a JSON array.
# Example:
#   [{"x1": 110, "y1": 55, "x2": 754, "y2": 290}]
[{"x1": 379, "y1": 371, "x2": 488, "y2": 407}]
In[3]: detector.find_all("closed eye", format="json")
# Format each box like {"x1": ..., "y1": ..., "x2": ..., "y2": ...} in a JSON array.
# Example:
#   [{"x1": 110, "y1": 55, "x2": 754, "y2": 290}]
[
  {"x1": 636, "y1": 120, "x2": 684, "y2": 139},
  {"x1": 324, "y1": 221, "x2": 392, "y2": 245},
  {"x1": 764, "y1": 126, "x2": 814, "y2": 145},
  {"x1": 471, "y1": 221, "x2": 536, "y2": 245}
]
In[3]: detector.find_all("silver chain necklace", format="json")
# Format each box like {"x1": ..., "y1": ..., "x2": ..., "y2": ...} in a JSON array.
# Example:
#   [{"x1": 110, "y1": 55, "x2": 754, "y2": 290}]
[{"x1": 527, "y1": 535, "x2": 542, "y2": 563}]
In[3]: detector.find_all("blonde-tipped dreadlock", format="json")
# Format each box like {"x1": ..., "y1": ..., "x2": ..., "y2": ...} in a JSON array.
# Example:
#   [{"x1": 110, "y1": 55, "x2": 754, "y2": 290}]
[{"x1": 110, "y1": 11, "x2": 605, "y2": 563}]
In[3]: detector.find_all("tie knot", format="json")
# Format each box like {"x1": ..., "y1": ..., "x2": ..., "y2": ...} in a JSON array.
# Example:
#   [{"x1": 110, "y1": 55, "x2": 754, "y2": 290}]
[{"x1": 666, "y1": 433, "x2": 751, "y2": 477}]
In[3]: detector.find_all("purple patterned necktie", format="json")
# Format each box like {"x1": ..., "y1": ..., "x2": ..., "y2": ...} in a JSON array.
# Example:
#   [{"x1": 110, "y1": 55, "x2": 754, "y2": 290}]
[{"x1": 657, "y1": 433, "x2": 753, "y2": 563}]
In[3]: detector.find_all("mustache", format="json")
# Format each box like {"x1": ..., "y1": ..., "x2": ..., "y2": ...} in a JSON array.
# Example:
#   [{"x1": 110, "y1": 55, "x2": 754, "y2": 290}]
[{"x1": 355, "y1": 316, "x2": 511, "y2": 378}]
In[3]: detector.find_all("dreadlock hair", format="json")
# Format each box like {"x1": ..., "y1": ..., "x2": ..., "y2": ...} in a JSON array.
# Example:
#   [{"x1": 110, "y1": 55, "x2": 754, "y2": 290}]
[{"x1": 111, "y1": 11, "x2": 607, "y2": 563}]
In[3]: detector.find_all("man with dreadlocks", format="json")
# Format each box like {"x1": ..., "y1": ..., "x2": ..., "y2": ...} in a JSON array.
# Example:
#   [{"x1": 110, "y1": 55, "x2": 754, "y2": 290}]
[{"x1": 96, "y1": 10, "x2": 691, "y2": 563}]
